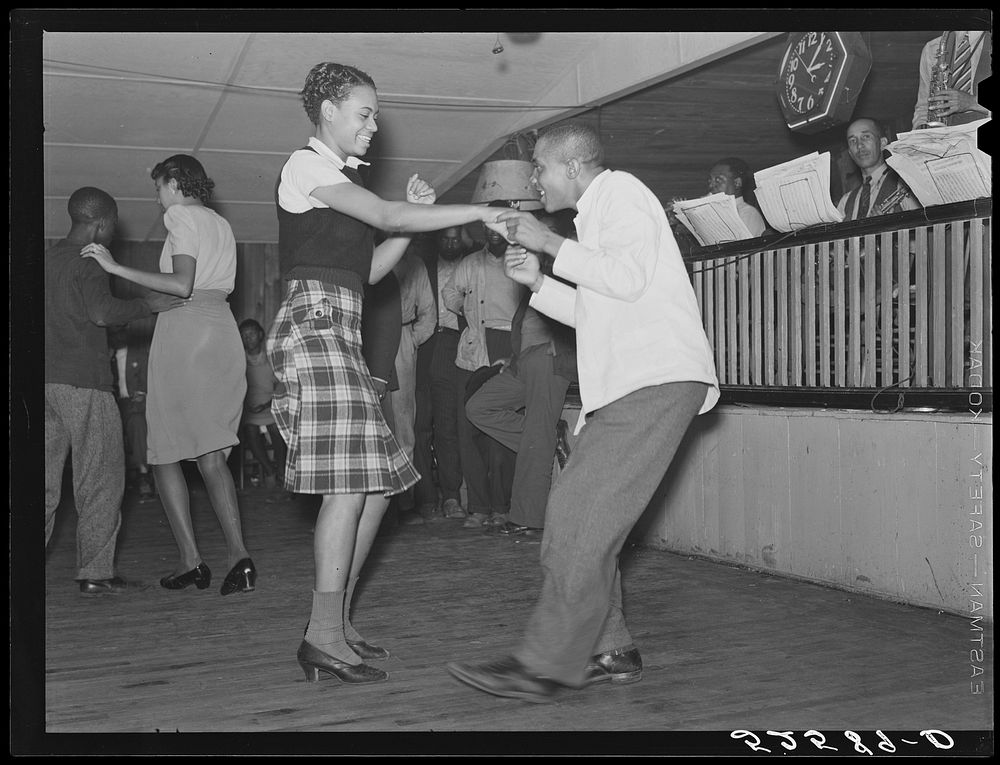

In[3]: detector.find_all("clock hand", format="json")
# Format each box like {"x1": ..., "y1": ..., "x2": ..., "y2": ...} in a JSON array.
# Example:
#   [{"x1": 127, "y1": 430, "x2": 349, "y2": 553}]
[
  {"x1": 795, "y1": 52, "x2": 816, "y2": 80},
  {"x1": 806, "y1": 34, "x2": 825, "y2": 71}
]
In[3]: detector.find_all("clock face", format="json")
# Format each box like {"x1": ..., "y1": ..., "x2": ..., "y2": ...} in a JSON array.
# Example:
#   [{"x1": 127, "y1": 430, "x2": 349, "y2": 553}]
[{"x1": 780, "y1": 31, "x2": 842, "y2": 115}]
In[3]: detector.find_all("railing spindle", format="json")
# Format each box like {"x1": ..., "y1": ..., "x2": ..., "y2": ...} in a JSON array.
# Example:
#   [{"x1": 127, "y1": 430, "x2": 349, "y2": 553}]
[
  {"x1": 834, "y1": 238, "x2": 846, "y2": 387},
  {"x1": 777, "y1": 248, "x2": 789, "y2": 386},
  {"x1": 914, "y1": 227, "x2": 929, "y2": 386},
  {"x1": 752, "y1": 251, "x2": 763, "y2": 385},
  {"x1": 848, "y1": 236, "x2": 862, "y2": 387},
  {"x1": 790, "y1": 246, "x2": 803, "y2": 386},
  {"x1": 739, "y1": 252, "x2": 751, "y2": 385},
  {"x1": 715, "y1": 258, "x2": 726, "y2": 383},
  {"x1": 727, "y1": 257, "x2": 738, "y2": 384},
  {"x1": 932, "y1": 224, "x2": 947, "y2": 385},
  {"x1": 764, "y1": 250, "x2": 775, "y2": 386},
  {"x1": 880, "y1": 231, "x2": 894, "y2": 387},
  {"x1": 897, "y1": 229, "x2": 912, "y2": 387},
  {"x1": 950, "y1": 221, "x2": 967, "y2": 386}
]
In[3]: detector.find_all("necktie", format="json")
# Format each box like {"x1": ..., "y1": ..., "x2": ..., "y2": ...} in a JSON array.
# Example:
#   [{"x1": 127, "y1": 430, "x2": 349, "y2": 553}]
[
  {"x1": 951, "y1": 33, "x2": 973, "y2": 92},
  {"x1": 857, "y1": 176, "x2": 872, "y2": 220}
]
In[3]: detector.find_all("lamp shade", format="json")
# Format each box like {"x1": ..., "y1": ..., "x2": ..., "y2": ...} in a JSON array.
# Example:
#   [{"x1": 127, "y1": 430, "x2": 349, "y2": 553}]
[{"x1": 470, "y1": 160, "x2": 543, "y2": 210}]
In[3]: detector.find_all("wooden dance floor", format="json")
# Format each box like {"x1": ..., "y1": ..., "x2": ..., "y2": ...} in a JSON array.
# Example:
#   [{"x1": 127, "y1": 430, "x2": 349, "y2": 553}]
[{"x1": 36, "y1": 473, "x2": 993, "y2": 755}]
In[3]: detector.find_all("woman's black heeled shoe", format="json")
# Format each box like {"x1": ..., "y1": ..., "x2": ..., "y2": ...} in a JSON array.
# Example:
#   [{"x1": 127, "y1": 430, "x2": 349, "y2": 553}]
[
  {"x1": 296, "y1": 640, "x2": 388, "y2": 684},
  {"x1": 220, "y1": 558, "x2": 257, "y2": 596},
  {"x1": 347, "y1": 639, "x2": 390, "y2": 660},
  {"x1": 302, "y1": 621, "x2": 390, "y2": 660},
  {"x1": 160, "y1": 563, "x2": 211, "y2": 591}
]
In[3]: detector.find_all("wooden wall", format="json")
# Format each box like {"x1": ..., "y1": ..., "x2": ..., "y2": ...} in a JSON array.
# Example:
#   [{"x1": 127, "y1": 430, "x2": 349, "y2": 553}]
[
  {"x1": 560, "y1": 404, "x2": 993, "y2": 620},
  {"x1": 441, "y1": 31, "x2": 941, "y2": 211},
  {"x1": 227, "y1": 242, "x2": 284, "y2": 332}
]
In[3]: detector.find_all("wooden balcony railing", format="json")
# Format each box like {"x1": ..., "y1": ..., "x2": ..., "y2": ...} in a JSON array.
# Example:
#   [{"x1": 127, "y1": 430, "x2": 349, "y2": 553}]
[{"x1": 682, "y1": 199, "x2": 992, "y2": 411}]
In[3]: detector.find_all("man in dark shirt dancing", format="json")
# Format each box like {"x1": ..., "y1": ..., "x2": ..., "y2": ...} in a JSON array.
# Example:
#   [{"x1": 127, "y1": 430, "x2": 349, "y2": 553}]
[{"x1": 45, "y1": 186, "x2": 182, "y2": 594}]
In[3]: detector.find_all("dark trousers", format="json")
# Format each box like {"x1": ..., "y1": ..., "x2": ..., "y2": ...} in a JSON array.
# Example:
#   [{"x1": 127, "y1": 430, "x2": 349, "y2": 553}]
[
  {"x1": 456, "y1": 367, "x2": 515, "y2": 514},
  {"x1": 456, "y1": 329, "x2": 516, "y2": 515},
  {"x1": 118, "y1": 396, "x2": 148, "y2": 470},
  {"x1": 413, "y1": 329, "x2": 463, "y2": 506},
  {"x1": 465, "y1": 343, "x2": 570, "y2": 528},
  {"x1": 412, "y1": 342, "x2": 435, "y2": 508}
]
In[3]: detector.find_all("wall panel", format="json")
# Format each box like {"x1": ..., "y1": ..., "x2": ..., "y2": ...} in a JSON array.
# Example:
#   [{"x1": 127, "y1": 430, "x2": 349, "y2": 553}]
[{"x1": 565, "y1": 403, "x2": 993, "y2": 619}]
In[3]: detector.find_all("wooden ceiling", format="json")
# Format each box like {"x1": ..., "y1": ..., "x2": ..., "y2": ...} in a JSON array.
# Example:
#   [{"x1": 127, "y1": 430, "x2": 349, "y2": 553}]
[{"x1": 440, "y1": 30, "x2": 951, "y2": 210}]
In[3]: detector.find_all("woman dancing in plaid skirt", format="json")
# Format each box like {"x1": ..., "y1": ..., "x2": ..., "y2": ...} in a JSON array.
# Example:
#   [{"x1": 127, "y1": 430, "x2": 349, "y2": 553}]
[{"x1": 270, "y1": 62, "x2": 502, "y2": 684}]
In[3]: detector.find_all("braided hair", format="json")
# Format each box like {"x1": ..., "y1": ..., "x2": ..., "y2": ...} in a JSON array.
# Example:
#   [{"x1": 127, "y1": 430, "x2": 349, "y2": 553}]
[
  {"x1": 151, "y1": 154, "x2": 215, "y2": 205},
  {"x1": 300, "y1": 62, "x2": 377, "y2": 125}
]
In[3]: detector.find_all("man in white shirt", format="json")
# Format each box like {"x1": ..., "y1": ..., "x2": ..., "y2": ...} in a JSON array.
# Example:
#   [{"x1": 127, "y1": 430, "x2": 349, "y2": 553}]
[{"x1": 447, "y1": 121, "x2": 720, "y2": 702}]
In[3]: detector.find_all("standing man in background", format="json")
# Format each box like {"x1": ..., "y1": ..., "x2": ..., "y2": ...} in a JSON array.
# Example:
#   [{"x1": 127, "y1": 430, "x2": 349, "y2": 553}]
[
  {"x1": 409, "y1": 227, "x2": 469, "y2": 522},
  {"x1": 442, "y1": 211, "x2": 525, "y2": 529}
]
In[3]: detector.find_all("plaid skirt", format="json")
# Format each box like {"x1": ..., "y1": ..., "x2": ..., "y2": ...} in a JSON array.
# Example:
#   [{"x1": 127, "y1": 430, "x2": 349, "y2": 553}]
[{"x1": 266, "y1": 279, "x2": 420, "y2": 496}]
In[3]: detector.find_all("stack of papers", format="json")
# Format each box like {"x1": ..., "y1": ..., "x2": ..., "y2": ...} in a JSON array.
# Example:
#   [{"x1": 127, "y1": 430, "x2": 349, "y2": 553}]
[
  {"x1": 753, "y1": 152, "x2": 844, "y2": 233},
  {"x1": 885, "y1": 119, "x2": 990, "y2": 207},
  {"x1": 671, "y1": 193, "x2": 755, "y2": 246}
]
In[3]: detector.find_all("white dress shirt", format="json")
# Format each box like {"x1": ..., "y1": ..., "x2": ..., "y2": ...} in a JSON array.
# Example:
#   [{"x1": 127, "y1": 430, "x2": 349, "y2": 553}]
[{"x1": 529, "y1": 169, "x2": 720, "y2": 433}]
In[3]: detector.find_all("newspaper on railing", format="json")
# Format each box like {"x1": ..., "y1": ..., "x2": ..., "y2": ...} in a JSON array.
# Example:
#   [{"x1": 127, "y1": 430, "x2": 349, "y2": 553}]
[
  {"x1": 670, "y1": 193, "x2": 755, "y2": 246},
  {"x1": 885, "y1": 119, "x2": 991, "y2": 207},
  {"x1": 753, "y1": 151, "x2": 844, "y2": 233}
]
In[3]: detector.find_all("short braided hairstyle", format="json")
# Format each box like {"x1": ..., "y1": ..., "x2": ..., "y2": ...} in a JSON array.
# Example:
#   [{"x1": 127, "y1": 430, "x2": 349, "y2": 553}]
[{"x1": 300, "y1": 62, "x2": 377, "y2": 125}]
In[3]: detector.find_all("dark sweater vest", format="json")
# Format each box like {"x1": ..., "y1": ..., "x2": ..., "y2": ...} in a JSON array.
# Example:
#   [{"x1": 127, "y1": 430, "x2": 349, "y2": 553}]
[
  {"x1": 843, "y1": 168, "x2": 908, "y2": 220},
  {"x1": 276, "y1": 146, "x2": 374, "y2": 294}
]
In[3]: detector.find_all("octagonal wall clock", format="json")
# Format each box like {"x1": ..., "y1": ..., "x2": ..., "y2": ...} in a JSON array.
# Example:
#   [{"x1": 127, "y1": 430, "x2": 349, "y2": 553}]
[{"x1": 776, "y1": 31, "x2": 873, "y2": 134}]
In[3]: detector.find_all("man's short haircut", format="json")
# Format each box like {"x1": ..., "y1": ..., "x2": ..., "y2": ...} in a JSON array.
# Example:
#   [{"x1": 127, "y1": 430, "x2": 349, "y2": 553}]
[
  {"x1": 67, "y1": 187, "x2": 117, "y2": 225},
  {"x1": 848, "y1": 117, "x2": 889, "y2": 141},
  {"x1": 537, "y1": 121, "x2": 604, "y2": 166}
]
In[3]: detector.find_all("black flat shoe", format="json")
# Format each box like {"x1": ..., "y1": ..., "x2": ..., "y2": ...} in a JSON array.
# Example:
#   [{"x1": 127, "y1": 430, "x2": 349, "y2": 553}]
[
  {"x1": 160, "y1": 563, "x2": 211, "y2": 591},
  {"x1": 297, "y1": 640, "x2": 388, "y2": 684},
  {"x1": 347, "y1": 639, "x2": 390, "y2": 660},
  {"x1": 220, "y1": 558, "x2": 256, "y2": 595}
]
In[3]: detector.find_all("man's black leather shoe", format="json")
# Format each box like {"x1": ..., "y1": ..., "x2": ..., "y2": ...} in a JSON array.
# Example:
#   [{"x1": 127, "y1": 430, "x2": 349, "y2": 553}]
[
  {"x1": 498, "y1": 521, "x2": 542, "y2": 536},
  {"x1": 79, "y1": 576, "x2": 128, "y2": 595},
  {"x1": 447, "y1": 656, "x2": 559, "y2": 703},
  {"x1": 584, "y1": 645, "x2": 642, "y2": 685}
]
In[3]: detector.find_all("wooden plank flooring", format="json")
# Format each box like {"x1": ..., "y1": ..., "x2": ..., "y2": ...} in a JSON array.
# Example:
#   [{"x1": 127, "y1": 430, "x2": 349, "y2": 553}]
[{"x1": 35, "y1": 473, "x2": 993, "y2": 752}]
